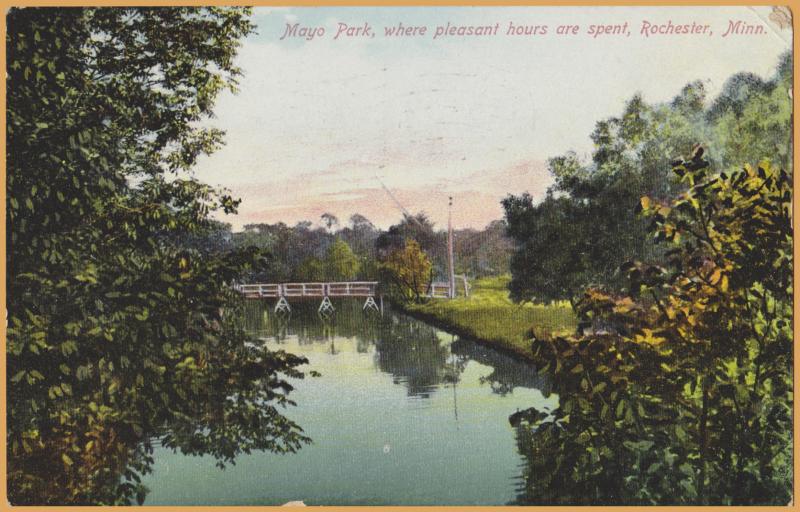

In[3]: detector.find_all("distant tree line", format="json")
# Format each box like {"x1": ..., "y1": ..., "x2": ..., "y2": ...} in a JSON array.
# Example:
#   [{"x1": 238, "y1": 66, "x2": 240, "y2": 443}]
[{"x1": 195, "y1": 211, "x2": 513, "y2": 300}]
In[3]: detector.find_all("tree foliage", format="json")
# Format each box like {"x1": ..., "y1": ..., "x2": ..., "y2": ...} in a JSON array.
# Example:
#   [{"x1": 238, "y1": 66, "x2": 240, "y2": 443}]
[
  {"x1": 503, "y1": 54, "x2": 792, "y2": 306},
  {"x1": 453, "y1": 220, "x2": 513, "y2": 277},
  {"x1": 237, "y1": 221, "x2": 333, "y2": 282},
  {"x1": 7, "y1": 7, "x2": 310, "y2": 504},
  {"x1": 515, "y1": 152, "x2": 792, "y2": 505},
  {"x1": 379, "y1": 239, "x2": 433, "y2": 303},
  {"x1": 236, "y1": 216, "x2": 382, "y2": 282},
  {"x1": 320, "y1": 212, "x2": 339, "y2": 232},
  {"x1": 503, "y1": 192, "x2": 597, "y2": 304},
  {"x1": 323, "y1": 239, "x2": 361, "y2": 281},
  {"x1": 377, "y1": 213, "x2": 439, "y2": 257},
  {"x1": 294, "y1": 256, "x2": 326, "y2": 282}
]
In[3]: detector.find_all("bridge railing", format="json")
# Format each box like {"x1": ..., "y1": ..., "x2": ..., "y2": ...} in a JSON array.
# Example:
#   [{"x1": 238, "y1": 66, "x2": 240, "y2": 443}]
[
  {"x1": 282, "y1": 283, "x2": 326, "y2": 297},
  {"x1": 235, "y1": 282, "x2": 379, "y2": 298},
  {"x1": 236, "y1": 281, "x2": 472, "y2": 299},
  {"x1": 327, "y1": 282, "x2": 377, "y2": 296},
  {"x1": 236, "y1": 283, "x2": 280, "y2": 298},
  {"x1": 428, "y1": 283, "x2": 452, "y2": 298}
]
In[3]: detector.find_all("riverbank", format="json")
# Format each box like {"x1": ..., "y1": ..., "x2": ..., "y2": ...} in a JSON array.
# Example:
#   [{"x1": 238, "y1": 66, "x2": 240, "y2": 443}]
[{"x1": 401, "y1": 276, "x2": 577, "y2": 360}]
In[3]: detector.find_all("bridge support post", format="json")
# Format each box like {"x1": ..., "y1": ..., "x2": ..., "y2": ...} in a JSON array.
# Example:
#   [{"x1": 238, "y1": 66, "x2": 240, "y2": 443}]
[
  {"x1": 363, "y1": 296, "x2": 380, "y2": 314},
  {"x1": 318, "y1": 296, "x2": 335, "y2": 319},
  {"x1": 275, "y1": 296, "x2": 291, "y2": 315}
]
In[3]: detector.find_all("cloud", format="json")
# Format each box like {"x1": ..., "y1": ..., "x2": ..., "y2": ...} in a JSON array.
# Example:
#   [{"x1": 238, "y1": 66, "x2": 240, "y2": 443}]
[{"x1": 222, "y1": 158, "x2": 549, "y2": 230}]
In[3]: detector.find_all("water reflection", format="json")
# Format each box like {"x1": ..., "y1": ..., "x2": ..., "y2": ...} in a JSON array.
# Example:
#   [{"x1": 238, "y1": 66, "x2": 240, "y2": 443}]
[
  {"x1": 141, "y1": 298, "x2": 556, "y2": 506},
  {"x1": 450, "y1": 340, "x2": 551, "y2": 397},
  {"x1": 242, "y1": 299, "x2": 548, "y2": 400},
  {"x1": 374, "y1": 314, "x2": 454, "y2": 397}
]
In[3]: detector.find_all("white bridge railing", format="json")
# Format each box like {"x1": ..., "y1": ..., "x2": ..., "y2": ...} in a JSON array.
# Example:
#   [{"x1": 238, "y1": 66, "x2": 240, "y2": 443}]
[
  {"x1": 427, "y1": 275, "x2": 470, "y2": 299},
  {"x1": 234, "y1": 282, "x2": 379, "y2": 299},
  {"x1": 428, "y1": 283, "x2": 452, "y2": 298},
  {"x1": 235, "y1": 277, "x2": 468, "y2": 301}
]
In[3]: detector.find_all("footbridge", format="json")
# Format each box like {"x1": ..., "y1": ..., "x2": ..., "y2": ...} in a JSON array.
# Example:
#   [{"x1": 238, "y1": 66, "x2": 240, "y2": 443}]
[{"x1": 234, "y1": 282, "x2": 382, "y2": 316}]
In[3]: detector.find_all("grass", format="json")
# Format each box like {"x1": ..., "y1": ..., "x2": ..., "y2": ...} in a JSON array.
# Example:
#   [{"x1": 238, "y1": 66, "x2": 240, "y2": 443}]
[{"x1": 403, "y1": 275, "x2": 577, "y2": 360}]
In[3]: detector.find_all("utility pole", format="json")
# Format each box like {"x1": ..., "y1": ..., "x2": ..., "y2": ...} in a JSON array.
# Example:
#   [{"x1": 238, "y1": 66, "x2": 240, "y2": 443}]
[{"x1": 447, "y1": 196, "x2": 456, "y2": 299}]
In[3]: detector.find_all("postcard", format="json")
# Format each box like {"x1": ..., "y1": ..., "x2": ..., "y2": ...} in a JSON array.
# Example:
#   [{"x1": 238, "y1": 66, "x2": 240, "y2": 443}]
[{"x1": 5, "y1": 5, "x2": 794, "y2": 506}]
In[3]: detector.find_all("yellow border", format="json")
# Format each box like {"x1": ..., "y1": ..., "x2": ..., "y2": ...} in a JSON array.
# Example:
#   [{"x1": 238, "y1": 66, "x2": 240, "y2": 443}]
[{"x1": 0, "y1": 1, "x2": 796, "y2": 511}]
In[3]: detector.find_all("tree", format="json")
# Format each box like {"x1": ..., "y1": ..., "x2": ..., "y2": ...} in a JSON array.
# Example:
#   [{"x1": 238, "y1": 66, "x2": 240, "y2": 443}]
[
  {"x1": 338, "y1": 213, "x2": 379, "y2": 260},
  {"x1": 7, "y1": 8, "x2": 309, "y2": 504},
  {"x1": 233, "y1": 221, "x2": 336, "y2": 282},
  {"x1": 455, "y1": 220, "x2": 513, "y2": 277},
  {"x1": 294, "y1": 256, "x2": 326, "y2": 282},
  {"x1": 515, "y1": 152, "x2": 792, "y2": 505},
  {"x1": 503, "y1": 191, "x2": 596, "y2": 305},
  {"x1": 321, "y1": 212, "x2": 339, "y2": 233},
  {"x1": 503, "y1": 56, "x2": 791, "y2": 308},
  {"x1": 324, "y1": 239, "x2": 360, "y2": 281},
  {"x1": 377, "y1": 212, "x2": 449, "y2": 280},
  {"x1": 379, "y1": 239, "x2": 433, "y2": 303},
  {"x1": 349, "y1": 213, "x2": 375, "y2": 230},
  {"x1": 708, "y1": 52, "x2": 793, "y2": 173},
  {"x1": 377, "y1": 212, "x2": 439, "y2": 256}
]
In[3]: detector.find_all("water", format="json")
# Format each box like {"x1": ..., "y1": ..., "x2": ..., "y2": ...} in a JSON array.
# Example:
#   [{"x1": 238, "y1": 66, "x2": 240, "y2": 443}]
[{"x1": 141, "y1": 302, "x2": 555, "y2": 506}]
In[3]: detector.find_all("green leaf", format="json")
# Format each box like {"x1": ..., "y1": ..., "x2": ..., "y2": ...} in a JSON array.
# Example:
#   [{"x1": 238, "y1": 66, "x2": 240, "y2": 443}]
[{"x1": 615, "y1": 399, "x2": 625, "y2": 418}]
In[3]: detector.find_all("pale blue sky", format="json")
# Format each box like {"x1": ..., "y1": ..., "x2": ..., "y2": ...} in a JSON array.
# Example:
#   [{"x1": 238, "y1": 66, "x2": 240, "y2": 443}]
[{"x1": 193, "y1": 6, "x2": 792, "y2": 230}]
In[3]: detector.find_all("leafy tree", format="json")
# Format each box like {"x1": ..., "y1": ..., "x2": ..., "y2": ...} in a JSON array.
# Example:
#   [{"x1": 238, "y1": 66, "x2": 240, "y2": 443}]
[
  {"x1": 234, "y1": 221, "x2": 333, "y2": 282},
  {"x1": 323, "y1": 239, "x2": 360, "y2": 281},
  {"x1": 377, "y1": 212, "x2": 439, "y2": 256},
  {"x1": 504, "y1": 55, "x2": 792, "y2": 307},
  {"x1": 320, "y1": 212, "x2": 339, "y2": 233},
  {"x1": 7, "y1": 7, "x2": 309, "y2": 504},
  {"x1": 708, "y1": 52, "x2": 793, "y2": 173},
  {"x1": 349, "y1": 213, "x2": 374, "y2": 230},
  {"x1": 446, "y1": 220, "x2": 514, "y2": 278},
  {"x1": 294, "y1": 256, "x2": 326, "y2": 282},
  {"x1": 337, "y1": 213, "x2": 379, "y2": 261},
  {"x1": 515, "y1": 152, "x2": 792, "y2": 505},
  {"x1": 169, "y1": 220, "x2": 235, "y2": 256},
  {"x1": 503, "y1": 192, "x2": 596, "y2": 305},
  {"x1": 379, "y1": 239, "x2": 433, "y2": 303},
  {"x1": 356, "y1": 257, "x2": 381, "y2": 280}
]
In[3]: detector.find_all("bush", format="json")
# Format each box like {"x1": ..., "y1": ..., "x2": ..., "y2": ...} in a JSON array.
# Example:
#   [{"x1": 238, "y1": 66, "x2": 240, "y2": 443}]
[{"x1": 516, "y1": 152, "x2": 792, "y2": 505}]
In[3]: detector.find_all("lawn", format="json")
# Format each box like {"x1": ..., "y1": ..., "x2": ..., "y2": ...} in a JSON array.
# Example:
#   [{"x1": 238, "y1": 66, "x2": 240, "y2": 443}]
[{"x1": 404, "y1": 275, "x2": 577, "y2": 359}]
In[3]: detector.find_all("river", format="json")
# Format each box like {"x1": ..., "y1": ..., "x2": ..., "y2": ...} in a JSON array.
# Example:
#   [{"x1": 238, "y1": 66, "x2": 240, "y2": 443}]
[{"x1": 141, "y1": 301, "x2": 555, "y2": 506}]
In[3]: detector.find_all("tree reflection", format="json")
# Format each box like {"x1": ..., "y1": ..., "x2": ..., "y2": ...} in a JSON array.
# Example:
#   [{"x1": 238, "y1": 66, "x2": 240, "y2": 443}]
[
  {"x1": 450, "y1": 339, "x2": 550, "y2": 396},
  {"x1": 243, "y1": 301, "x2": 553, "y2": 402},
  {"x1": 372, "y1": 314, "x2": 454, "y2": 397}
]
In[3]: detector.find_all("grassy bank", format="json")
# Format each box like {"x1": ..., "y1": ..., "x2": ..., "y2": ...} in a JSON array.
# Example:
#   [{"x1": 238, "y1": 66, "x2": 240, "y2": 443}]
[{"x1": 403, "y1": 275, "x2": 577, "y2": 359}]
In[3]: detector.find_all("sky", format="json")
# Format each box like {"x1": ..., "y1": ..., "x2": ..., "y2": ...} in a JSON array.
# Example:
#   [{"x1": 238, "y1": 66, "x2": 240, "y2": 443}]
[{"x1": 192, "y1": 6, "x2": 792, "y2": 231}]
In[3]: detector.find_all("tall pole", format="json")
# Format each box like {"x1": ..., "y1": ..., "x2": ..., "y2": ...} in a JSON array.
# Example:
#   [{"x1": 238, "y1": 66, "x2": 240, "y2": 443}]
[{"x1": 447, "y1": 196, "x2": 456, "y2": 299}]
